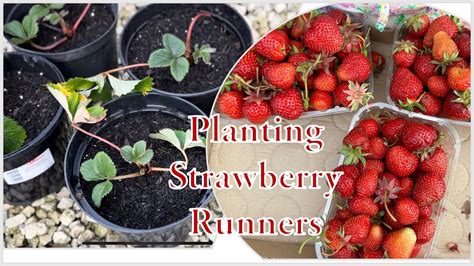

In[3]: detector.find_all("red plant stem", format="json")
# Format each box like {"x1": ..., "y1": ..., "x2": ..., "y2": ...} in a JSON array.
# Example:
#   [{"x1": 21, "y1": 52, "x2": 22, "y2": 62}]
[
  {"x1": 29, "y1": 37, "x2": 68, "y2": 51},
  {"x1": 71, "y1": 123, "x2": 121, "y2": 152},
  {"x1": 185, "y1": 11, "x2": 211, "y2": 60},
  {"x1": 100, "y1": 63, "x2": 149, "y2": 75},
  {"x1": 72, "y1": 3, "x2": 92, "y2": 33},
  {"x1": 59, "y1": 18, "x2": 73, "y2": 38}
]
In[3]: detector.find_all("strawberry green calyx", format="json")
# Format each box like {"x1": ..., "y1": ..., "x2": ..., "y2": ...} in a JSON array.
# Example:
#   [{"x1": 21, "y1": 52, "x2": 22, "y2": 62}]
[
  {"x1": 398, "y1": 92, "x2": 427, "y2": 113},
  {"x1": 297, "y1": 54, "x2": 322, "y2": 110},
  {"x1": 405, "y1": 13, "x2": 428, "y2": 33},
  {"x1": 392, "y1": 40, "x2": 418, "y2": 55},
  {"x1": 431, "y1": 51, "x2": 461, "y2": 74},
  {"x1": 313, "y1": 52, "x2": 336, "y2": 74},
  {"x1": 416, "y1": 133, "x2": 446, "y2": 161},
  {"x1": 452, "y1": 89, "x2": 471, "y2": 109},
  {"x1": 343, "y1": 81, "x2": 373, "y2": 111},
  {"x1": 339, "y1": 144, "x2": 367, "y2": 166},
  {"x1": 450, "y1": 15, "x2": 464, "y2": 33}
]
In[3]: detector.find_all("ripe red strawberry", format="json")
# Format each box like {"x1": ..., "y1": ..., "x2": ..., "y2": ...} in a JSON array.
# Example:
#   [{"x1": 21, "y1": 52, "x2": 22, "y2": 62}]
[
  {"x1": 403, "y1": 34, "x2": 423, "y2": 49},
  {"x1": 432, "y1": 31, "x2": 459, "y2": 63},
  {"x1": 389, "y1": 67, "x2": 423, "y2": 103},
  {"x1": 260, "y1": 61, "x2": 277, "y2": 77},
  {"x1": 412, "y1": 54, "x2": 438, "y2": 85},
  {"x1": 356, "y1": 169, "x2": 379, "y2": 196},
  {"x1": 343, "y1": 214, "x2": 371, "y2": 244},
  {"x1": 303, "y1": 15, "x2": 343, "y2": 55},
  {"x1": 398, "y1": 177, "x2": 414, "y2": 198},
  {"x1": 456, "y1": 32, "x2": 470, "y2": 59},
  {"x1": 326, "y1": 9, "x2": 347, "y2": 26},
  {"x1": 270, "y1": 88, "x2": 304, "y2": 120},
  {"x1": 363, "y1": 224, "x2": 384, "y2": 251},
  {"x1": 383, "y1": 207, "x2": 404, "y2": 230},
  {"x1": 401, "y1": 122, "x2": 438, "y2": 152},
  {"x1": 263, "y1": 62, "x2": 296, "y2": 90},
  {"x1": 393, "y1": 198, "x2": 420, "y2": 225},
  {"x1": 381, "y1": 117, "x2": 407, "y2": 144},
  {"x1": 358, "y1": 159, "x2": 385, "y2": 174},
  {"x1": 412, "y1": 174, "x2": 446, "y2": 206},
  {"x1": 336, "y1": 52, "x2": 371, "y2": 83},
  {"x1": 411, "y1": 218, "x2": 436, "y2": 244},
  {"x1": 366, "y1": 137, "x2": 387, "y2": 160},
  {"x1": 419, "y1": 205, "x2": 433, "y2": 219},
  {"x1": 242, "y1": 100, "x2": 271, "y2": 124},
  {"x1": 232, "y1": 50, "x2": 259, "y2": 80},
  {"x1": 406, "y1": 13, "x2": 430, "y2": 37},
  {"x1": 420, "y1": 147, "x2": 448, "y2": 177},
  {"x1": 423, "y1": 15, "x2": 460, "y2": 48},
  {"x1": 419, "y1": 92, "x2": 441, "y2": 116},
  {"x1": 290, "y1": 13, "x2": 312, "y2": 39},
  {"x1": 332, "y1": 246, "x2": 357, "y2": 258},
  {"x1": 335, "y1": 209, "x2": 353, "y2": 221},
  {"x1": 371, "y1": 51, "x2": 385, "y2": 73},
  {"x1": 255, "y1": 29, "x2": 289, "y2": 61},
  {"x1": 334, "y1": 164, "x2": 359, "y2": 179},
  {"x1": 334, "y1": 82, "x2": 351, "y2": 107},
  {"x1": 218, "y1": 91, "x2": 244, "y2": 119},
  {"x1": 392, "y1": 40, "x2": 417, "y2": 68},
  {"x1": 359, "y1": 118, "x2": 380, "y2": 138},
  {"x1": 314, "y1": 71, "x2": 337, "y2": 92},
  {"x1": 427, "y1": 75, "x2": 450, "y2": 98},
  {"x1": 383, "y1": 227, "x2": 417, "y2": 258},
  {"x1": 360, "y1": 248, "x2": 383, "y2": 258},
  {"x1": 310, "y1": 90, "x2": 334, "y2": 111},
  {"x1": 288, "y1": 40, "x2": 304, "y2": 54},
  {"x1": 410, "y1": 243, "x2": 422, "y2": 258},
  {"x1": 441, "y1": 92, "x2": 470, "y2": 121},
  {"x1": 288, "y1": 53, "x2": 310, "y2": 66},
  {"x1": 343, "y1": 127, "x2": 369, "y2": 151},
  {"x1": 348, "y1": 195, "x2": 378, "y2": 216},
  {"x1": 324, "y1": 219, "x2": 345, "y2": 251},
  {"x1": 335, "y1": 171, "x2": 356, "y2": 197},
  {"x1": 447, "y1": 67, "x2": 471, "y2": 91},
  {"x1": 386, "y1": 146, "x2": 418, "y2": 177}
]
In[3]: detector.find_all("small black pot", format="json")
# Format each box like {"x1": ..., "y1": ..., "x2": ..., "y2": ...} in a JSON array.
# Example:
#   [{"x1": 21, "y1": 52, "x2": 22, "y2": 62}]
[
  {"x1": 119, "y1": 4, "x2": 253, "y2": 114},
  {"x1": 5, "y1": 4, "x2": 118, "y2": 79},
  {"x1": 65, "y1": 93, "x2": 213, "y2": 240},
  {"x1": 4, "y1": 52, "x2": 67, "y2": 205}
]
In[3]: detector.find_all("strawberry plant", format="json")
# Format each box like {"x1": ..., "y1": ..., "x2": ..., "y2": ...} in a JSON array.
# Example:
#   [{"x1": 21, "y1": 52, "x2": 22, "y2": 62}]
[
  {"x1": 3, "y1": 116, "x2": 27, "y2": 154},
  {"x1": 4, "y1": 4, "x2": 91, "y2": 50},
  {"x1": 218, "y1": 8, "x2": 374, "y2": 124},
  {"x1": 389, "y1": 12, "x2": 470, "y2": 122}
]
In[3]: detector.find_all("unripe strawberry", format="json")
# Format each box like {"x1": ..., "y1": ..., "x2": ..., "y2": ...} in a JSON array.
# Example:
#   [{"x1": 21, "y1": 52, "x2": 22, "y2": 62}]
[{"x1": 383, "y1": 227, "x2": 417, "y2": 258}]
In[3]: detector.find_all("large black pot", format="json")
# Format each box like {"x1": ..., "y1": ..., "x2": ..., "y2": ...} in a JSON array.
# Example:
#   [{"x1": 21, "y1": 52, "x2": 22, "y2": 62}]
[
  {"x1": 5, "y1": 4, "x2": 118, "y2": 79},
  {"x1": 119, "y1": 4, "x2": 253, "y2": 114},
  {"x1": 65, "y1": 92, "x2": 213, "y2": 241},
  {"x1": 4, "y1": 52, "x2": 67, "y2": 205}
]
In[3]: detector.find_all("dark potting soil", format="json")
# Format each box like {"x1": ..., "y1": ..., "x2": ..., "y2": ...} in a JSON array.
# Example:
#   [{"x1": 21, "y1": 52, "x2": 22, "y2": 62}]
[
  {"x1": 81, "y1": 112, "x2": 208, "y2": 229},
  {"x1": 3, "y1": 70, "x2": 59, "y2": 143},
  {"x1": 127, "y1": 6, "x2": 245, "y2": 94},
  {"x1": 25, "y1": 4, "x2": 114, "y2": 53}
]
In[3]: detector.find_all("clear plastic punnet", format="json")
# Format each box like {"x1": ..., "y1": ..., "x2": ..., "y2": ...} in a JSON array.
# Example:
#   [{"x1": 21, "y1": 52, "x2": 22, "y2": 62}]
[{"x1": 315, "y1": 102, "x2": 461, "y2": 259}]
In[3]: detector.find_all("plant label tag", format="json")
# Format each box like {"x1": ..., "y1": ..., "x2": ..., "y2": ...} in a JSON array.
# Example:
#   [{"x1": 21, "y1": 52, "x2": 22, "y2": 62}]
[{"x1": 4, "y1": 149, "x2": 55, "y2": 185}]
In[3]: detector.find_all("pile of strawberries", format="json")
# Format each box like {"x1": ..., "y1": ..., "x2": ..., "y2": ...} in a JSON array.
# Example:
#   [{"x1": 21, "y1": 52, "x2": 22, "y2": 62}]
[
  {"x1": 324, "y1": 113, "x2": 448, "y2": 258},
  {"x1": 217, "y1": 9, "x2": 374, "y2": 124},
  {"x1": 390, "y1": 13, "x2": 471, "y2": 121}
]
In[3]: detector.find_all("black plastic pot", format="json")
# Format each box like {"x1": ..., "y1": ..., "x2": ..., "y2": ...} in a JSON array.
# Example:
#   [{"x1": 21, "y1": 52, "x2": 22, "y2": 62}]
[
  {"x1": 5, "y1": 4, "x2": 118, "y2": 79},
  {"x1": 65, "y1": 92, "x2": 213, "y2": 241},
  {"x1": 4, "y1": 52, "x2": 67, "y2": 205},
  {"x1": 119, "y1": 4, "x2": 253, "y2": 114}
]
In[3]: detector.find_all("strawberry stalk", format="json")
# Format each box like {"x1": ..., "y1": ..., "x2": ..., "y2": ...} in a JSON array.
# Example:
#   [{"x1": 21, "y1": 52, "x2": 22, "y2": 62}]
[
  {"x1": 384, "y1": 191, "x2": 398, "y2": 222},
  {"x1": 100, "y1": 63, "x2": 150, "y2": 75},
  {"x1": 72, "y1": 3, "x2": 91, "y2": 33},
  {"x1": 29, "y1": 37, "x2": 68, "y2": 51},
  {"x1": 398, "y1": 92, "x2": 427, "y2": 113},
  {"x1": 297, "y1": 55, "x2": 322, "y2": 110},
  {"x1": 185, "y1": 11, "x2": 211, "y2": 62},
  {"x1": 72, "y1": 123, "x2": 121, "y2": 152}
]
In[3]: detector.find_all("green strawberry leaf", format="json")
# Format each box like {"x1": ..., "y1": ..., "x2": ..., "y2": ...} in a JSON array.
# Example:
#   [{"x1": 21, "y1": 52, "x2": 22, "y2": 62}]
[
  {"x1": 3, "y1": 116, "x2": 27, "y2": 154},
  {"x1": 149, "y1": 129, "x2": 205, "y2": 152},
  {"x1": 148, "y1": 49, "x2": 174, "y2": 67},
  {"x1": 192, "y1": 44, "x2": 216, "y2": 65},
  {"x1": 80, "y1": 151, "x2": 117, "y2": 181},
  {"x1": 107, "y1": 75, "x2": 153, "y2": 96},
  {"x1": 43, "y1": 13, "x2": 61, "y2": 25},
  {"x1": 162, "y1": 33, "x2": 185, "y2": 58},
  {"x1": 48, "y1": 3, "x2": 65, "y2": 10},
  {"x1": 91, "y1": 180, "x2": 113, "y2": 207},
  {"x1": 170, "y1": 57, "x2": 189, "y2": 82},
  {"x1": 120, "y1": 140, "x2": 154, "y2": 166},
  {"x1": 4, "y1": 20, "x2": 28, "y2": 40},
  {"x1": 28, "y1": 4, "x2": 50, "y2": 19},
  {"x1": 21, "y1": 15, "x2": 39, "y2": 39},
  {"x1": 64, "y1": 77, "x2": 96, "y2": 91}
]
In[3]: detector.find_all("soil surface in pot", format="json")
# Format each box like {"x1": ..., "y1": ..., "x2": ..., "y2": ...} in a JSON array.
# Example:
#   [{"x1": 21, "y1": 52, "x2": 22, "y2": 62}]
[
  {"x1": 81, "y1": 111, "x2": 208, "y2": 229},
  {"x1": 4, "y1": 70, "x2": 60, "y2": 144},
  {"x1": 23, "y1": 4, "x2": 114, "y2": 53},
  {"x1": 127, "y1": 6, "x2": 245, "y2": 94}
]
